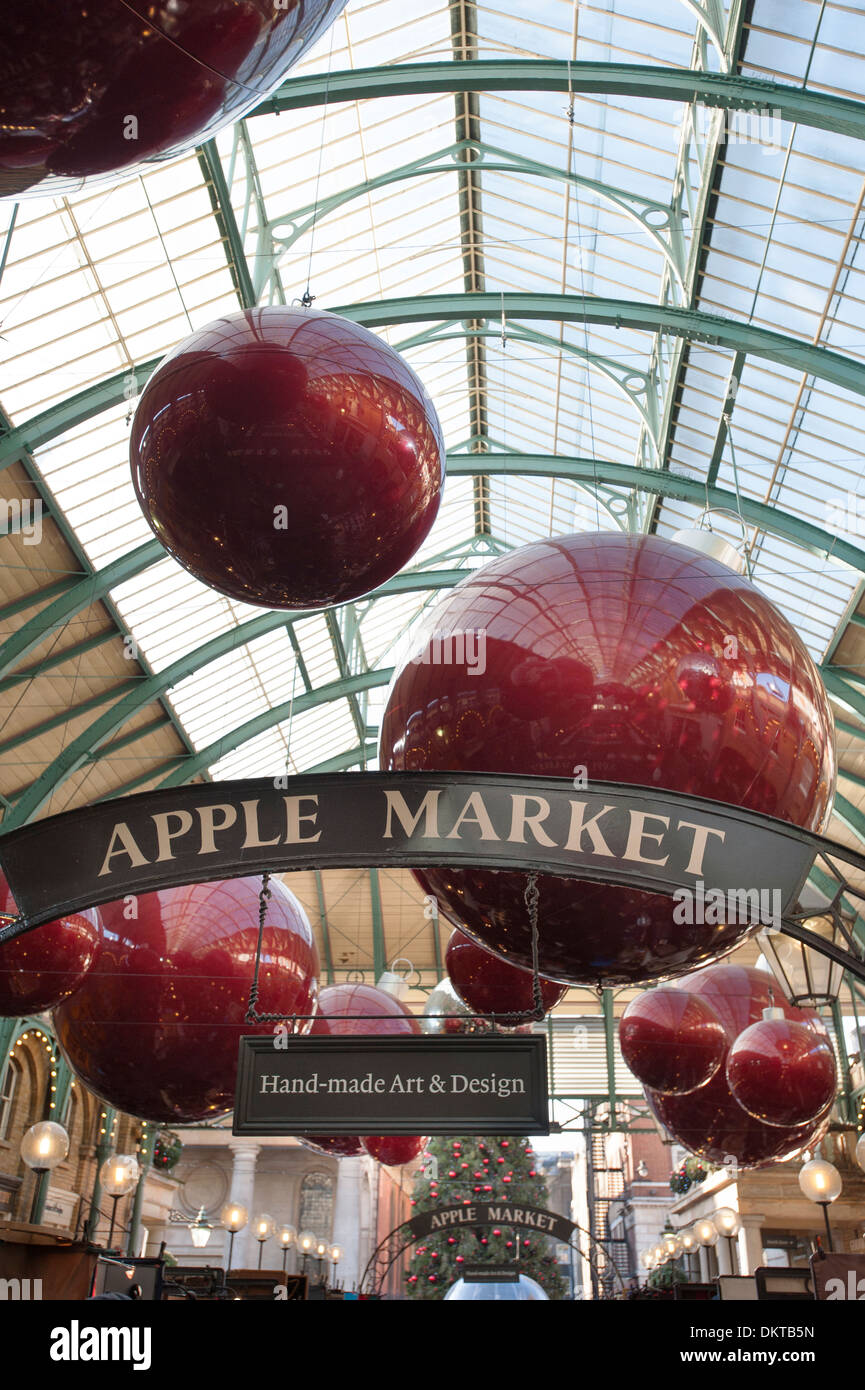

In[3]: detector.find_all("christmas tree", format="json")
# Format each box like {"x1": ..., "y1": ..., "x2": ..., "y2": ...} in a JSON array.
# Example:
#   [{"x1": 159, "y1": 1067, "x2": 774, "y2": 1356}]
[{"x1": 404, "y1": 1136, "x2": 568, "y2": 1300}]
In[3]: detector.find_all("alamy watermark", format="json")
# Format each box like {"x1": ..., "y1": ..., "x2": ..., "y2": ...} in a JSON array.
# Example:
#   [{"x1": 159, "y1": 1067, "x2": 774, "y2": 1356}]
[
  {"x1": 694, "y1": 105, "x2": 783, "y2": 155},
  {"x1": 410, "y1": 629, "x2": 487, "y2": 676},
  {"x1": 0, "y1": 497, "x2": 42, "y2": 545},
  {"x1": 672, "y1": 880, "x2": 781, "y2": 929}
]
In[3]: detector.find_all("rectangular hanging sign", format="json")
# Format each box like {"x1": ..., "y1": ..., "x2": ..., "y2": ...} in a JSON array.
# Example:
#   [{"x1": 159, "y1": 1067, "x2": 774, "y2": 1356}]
[
  {"x1": 0, "y1": 770, "x2": 818, "y2": 939},
  {"x1": 232, "y1": 1034, "x2": 550, "y2": 1136}
]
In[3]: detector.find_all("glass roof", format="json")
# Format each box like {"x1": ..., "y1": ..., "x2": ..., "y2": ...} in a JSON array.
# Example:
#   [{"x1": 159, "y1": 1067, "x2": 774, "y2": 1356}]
[{"x1": 2, "y1": 0, "x2": 865, "y2": 869}]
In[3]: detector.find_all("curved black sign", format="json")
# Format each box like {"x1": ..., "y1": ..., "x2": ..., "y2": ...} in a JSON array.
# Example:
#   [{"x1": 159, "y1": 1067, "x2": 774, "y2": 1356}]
[
  {"x1": 0, "y1": 771, "x2": 816, "y2": 941},
  {"x1": 408, "y1": 1201, "x2": 576, "y2": 1244}
]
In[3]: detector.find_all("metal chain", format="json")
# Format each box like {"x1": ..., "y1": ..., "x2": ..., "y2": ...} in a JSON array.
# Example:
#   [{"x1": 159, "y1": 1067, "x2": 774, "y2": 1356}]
[
  {"x1": 244, "y1": 871, "x2": 271, "y2": 1024},
  {"x1": 525, "y1": 870, "x2": 545, "y2": 1021}
]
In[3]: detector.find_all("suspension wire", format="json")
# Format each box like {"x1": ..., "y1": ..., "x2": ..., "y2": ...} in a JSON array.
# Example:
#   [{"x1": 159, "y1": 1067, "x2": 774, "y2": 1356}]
[
  {"x1": 301, "y1": 22, "x2": 338, "y2": 307},
  {"x1": 566, "y1": 32, "x2": 601, "y2": 530}
]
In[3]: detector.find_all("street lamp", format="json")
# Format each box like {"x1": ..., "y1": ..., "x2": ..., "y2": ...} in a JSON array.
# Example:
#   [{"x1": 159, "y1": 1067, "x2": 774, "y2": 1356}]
[
  {"x1": 662, "y1": 1231, "x2": 682, "y2": 1260},
  {"x1": 679, "y1": 1226, "x2": 698, "y2": 1279},
  {"x1": 298, "y1": 1229, "x2": 317, "y2": 1272},
  {"x1": 758, "y1": 915, "x2": 847, "y2": 1008},
  {"x1": 253, "y1": 1213, "x2": 275, "y2": 1269},
  {"x1": 20, "y1": 1121, "x2": 69, "y2": 1224},
  {"x1": 713, "y1": 1207, "x2": 741, "y2": 1274},
  {"x1": 220, "y1": 1201, "x2": 248, "y2": 1274},
  {"x1": 278, "y1": 1224, "x2": 297, "y2": 1272},
  {"x1": 99, "y1": 1154, "x2": 140, "y2": 1248},
  {"x1": 188, "y1": 1207, "x2": 212, "y2": 1250},
  {"x1": 799, "y1": 1158, "x2": 842, "y2": 1252}
]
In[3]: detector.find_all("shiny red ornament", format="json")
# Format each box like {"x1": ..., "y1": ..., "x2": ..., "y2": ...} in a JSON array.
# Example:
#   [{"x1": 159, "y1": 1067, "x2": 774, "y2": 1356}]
[
  {"x1": 0, "y1": 874, "x2": 100, "y2": 1015},
  {"x1": 362, "y1": 1135, "x2": 428, "y2": 1167},
  {"x1": 619, "y1": 986, "x2": 727, "y2": 1094},
  {"x1": 53, "y1": 876, "x2": 318, "y2": 1123},
  {"x1": 379, "y1": 533, "x2": 835, "y2": 985},
  {"x1": 645, "y1": 966, "x2": 833, "y2": 1168},
  {"x1": 0, "y1": 1, "x2": 348, "y2": 197},
  {"x1": 130, "y1": 307, "x2": 445, "y2": 611},
  {"x1": 445, "y1": 930, "x2": 566, "y2": 1026},
  {"x1": 300, "y1": 982, "x2": 418, "y2": 1155},
  {"x1": 726, "y1": 1015, "x2": 836, "y2": 1128}
]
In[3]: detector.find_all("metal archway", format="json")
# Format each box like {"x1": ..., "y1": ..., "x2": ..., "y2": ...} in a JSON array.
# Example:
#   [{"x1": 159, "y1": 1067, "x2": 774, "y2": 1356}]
[{"x1": 360, "y1": 1201, "x2": 627, "y2": 1298}]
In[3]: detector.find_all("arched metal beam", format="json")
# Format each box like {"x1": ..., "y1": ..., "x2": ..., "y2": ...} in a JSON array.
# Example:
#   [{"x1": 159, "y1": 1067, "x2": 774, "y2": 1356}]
[
  {"x1": 4, "y1": 455, "x2": 865, "y2": 701},
  {"x1": 266, "y1": 141, "x2": 686, "y2": 296},
  {"x1": 252, "y1": 60, "x2": 865, "y2": 143},
  {"x1": 1, "y1": 571, "x2": 464, "y2": 830},
  {"x1": 3, "y1": 293, "x2": 865, "y2": 489},
  {"x1": 155, "y1": 670, "x2": 393, "y2": 788},
  {"x1": 330, "y1": 295, "x2": 865, "y2": 400}
]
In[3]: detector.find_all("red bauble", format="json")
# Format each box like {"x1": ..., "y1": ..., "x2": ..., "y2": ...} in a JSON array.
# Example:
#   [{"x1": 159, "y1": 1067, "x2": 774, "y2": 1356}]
[
  {"x1": 619, "y1": 987, "x2": 727, "y2": 1094},
  {"x1": 0, "y1": 1, "x2": 348, "y2": 196},
  {"x1": 362, "y1": 1135, "x2": 427, "y2": 1167},
  {"x1": 379, "y1": 533, "x2": 834, "y2": 985},
  {"x1": 53, "y1": 876, "x2": 318, "y2": 1123},
  {"x1": 130, "y1": 307, "x2": 444, "y2": 610},
  {"x1": 726, "y1": 1016, "x2": 837, "y2": 1128},
  {"x1": 298, "y1": 983, "x2": 419, "y2": 1155},
  {"x1": 445, "y1": 930, "x2": 566, "y2": 1026},
  {"x1": 309, "y1": 983, "x2": 421, "y2": 1037},
  {"x1": 645, "y1": 966, "x2": 833, "y2": 1168},
  {"x1": 0, "y1": 874, "x2": 100, "y2": 1015}
]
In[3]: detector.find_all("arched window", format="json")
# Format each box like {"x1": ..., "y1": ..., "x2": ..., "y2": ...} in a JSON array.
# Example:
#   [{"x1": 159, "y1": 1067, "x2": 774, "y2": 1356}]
[
  {"x1": 0, "y1": 1059, "x2": 19, "y2": 1142},
  {"x1": 298, "y1": 1172, "x2": 334, "y2": 1238}
]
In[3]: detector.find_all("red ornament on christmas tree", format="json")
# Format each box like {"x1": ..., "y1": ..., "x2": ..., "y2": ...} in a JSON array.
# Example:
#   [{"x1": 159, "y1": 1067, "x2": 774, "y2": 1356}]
[
  {"x1": 0, "y1": 874, "x2": 100, "y2": 1015},
  {"x1": 0, "y1": 1, "x2": 349, "y2": 197},
  {"x1": 131, "y1": 308, "x2": 444, "y2": 611},
  {"x1": 726, "y1": 1010, "x2": 837, "y2": 1127},
  {"x1": 380, "y1": 533, "x2": 834, "y2": 985},
  {"x1": 445, "y1": 930, "x2": 566, "y2": 1026},
  {"x1": 53, "y1": 876, "x2": 318, "y2": 1123},
  {"x1": 619, "y1": 986, "x2": 727, "y2": 1093}
]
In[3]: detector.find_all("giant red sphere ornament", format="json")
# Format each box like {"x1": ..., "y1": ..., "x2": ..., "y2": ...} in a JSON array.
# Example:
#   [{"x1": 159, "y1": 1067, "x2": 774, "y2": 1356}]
[
  {"x1": 0, "y1": 1, "x2": 348, "y2": 197},
  {"x1": 619, "y1": 987, "x2": 726, "y2": 1094},
  {"x1": 0, "y1": 873, "x2": 101, "y2": 1015},
  {"x1": 379, "y1": 533, "x2": 835, "y2": 985},
  {"x1": 298, "y1": 983, "x2": 419, "y2": 1156},
  {"x1": 445, "y1": 930, "x2": 566, "y2": 1027},
  {"x1": 53, "y1": 876, "x2": 318, "y2": 1124},
  {"x1": 130, "y1": 307, "x2": 445, "y2": 610},
  {"x1": 362, "y1": 1135, "x2": 427, "y2": 1167},
  {"x1": 644, "y1": 966, "x2": 833, "y2": 1167},
  {"x1": 726, "y1": 1013, "x2": 837, "y2": 1128}
]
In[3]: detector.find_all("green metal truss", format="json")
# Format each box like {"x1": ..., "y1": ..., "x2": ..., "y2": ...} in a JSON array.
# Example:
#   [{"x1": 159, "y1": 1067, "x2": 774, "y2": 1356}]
[
  {"x1": 252, "y1": 60, "x2": 865, "y2": 143},
  {"x1": 153, "y1": 669, "x2": 393, "y2": 788},
  {"x1": 4, "y1": 292, "x2": 864, "y2": 497},
  {"x1": 4, "y1": 457, "x2": 865, "y2": 814},
  {"x1": 1, "y1": 572, "x2": 464, "y2": 829},
  {"x1": 265, "y1": 140, "x2": 687, "y2": 297}
]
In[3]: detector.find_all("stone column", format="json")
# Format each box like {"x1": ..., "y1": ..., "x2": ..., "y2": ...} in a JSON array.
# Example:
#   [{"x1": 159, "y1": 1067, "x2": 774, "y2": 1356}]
[
  {"x1": 227, "y1": 1141, "x2": 260, "y2": 1269},
  {"x1": 739, "y1": 1217, "x2": 765, "y2": 1276},
  {"x1": 331, "y1": 1157, "x2": 364, "y2": 1291}
]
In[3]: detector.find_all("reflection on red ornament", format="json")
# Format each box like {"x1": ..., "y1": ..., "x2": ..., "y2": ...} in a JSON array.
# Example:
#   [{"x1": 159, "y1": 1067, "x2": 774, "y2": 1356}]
[
  {"x1": 726, "y1": 1015, "x2": 836, "y2": 1127},
  {"x1": 381, "y1": 533, "x2": 835, "y2": 985},
  {"x1": 456, "y1": 1256, "x2": 464, "y2": 1264},
  {"x1": 131, "y1": 308, "x2": 445, "y2": 611},
  {"x1": 448, "y1": 1170, "x2": 457, "y2": 1177},
  {"x1": 447, "y1": 1237, "x2": 455, "y2": 1245},
  {"x1": 620, "y1": 987, "x2": 727, "y2": 1093},
  {"x1": 53, "y1": 877, "x2": 317, "y2": 1124},
  {"x1": 0, "y1": 872, "x2": 101, "y2": 1016},
  {"x1": 445, "y1": 929, "x2": 566, "y2": 1026}
]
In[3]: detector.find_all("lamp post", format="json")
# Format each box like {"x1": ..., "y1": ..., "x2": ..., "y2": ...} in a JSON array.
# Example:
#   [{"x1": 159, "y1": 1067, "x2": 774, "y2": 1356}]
[
  {"x1": 329, "y1": 1244, "x2": 342, "y2": 1288},
  {"x1": 679, "y1": 1226, "x2": 698, "y2": 1280},
  {"x1": 253, "y1": 1213, "x2": 275, "y2": 1269},
  {"x1": 713, "y1": 1207, "x2": 742, "y2": 1274},
  {"x1": 298, "y1": 1229, "x2": 316, "y2": 1273},
  {"x1": 220, "y1": 1202, "x2": 248, "y2": 1275},
  {"x1": 694, "y1": 1216, "x2": 719, "y2": 1279},
  {"x1": 20, "y1": 1121, "x2": 69, "y2": 1225},
  {"x1": 799, "y1": 1158, "x2": 842, "y2": 1252},
  {"x1": 98, "y1": 1154, "x2": 140, "y2": 1248},
  {"x1": 278, "y1": 1224, "x2": 297, "y2": 1273}
]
